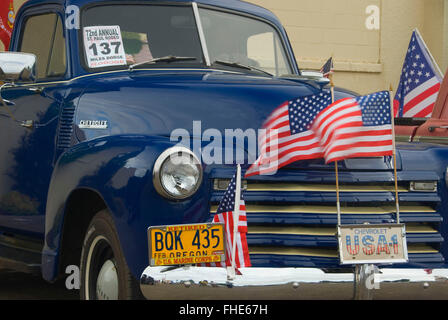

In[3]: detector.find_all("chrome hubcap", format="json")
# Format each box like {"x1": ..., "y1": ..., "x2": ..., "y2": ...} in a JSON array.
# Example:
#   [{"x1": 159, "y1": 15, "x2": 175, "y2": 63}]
[{"x1": 96, "y1": 259, "x2": 119, "y2": 300}]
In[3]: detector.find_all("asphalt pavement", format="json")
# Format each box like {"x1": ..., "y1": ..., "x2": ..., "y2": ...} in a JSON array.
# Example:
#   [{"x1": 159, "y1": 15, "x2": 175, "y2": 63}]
[{"x1": 0, "y1": 269, "x2": 78, "y2": 300}]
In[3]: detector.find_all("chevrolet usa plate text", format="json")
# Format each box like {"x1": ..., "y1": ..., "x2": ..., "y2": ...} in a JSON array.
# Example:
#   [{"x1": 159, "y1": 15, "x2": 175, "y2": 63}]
[{"x1": 338, "y1": 224, "x2": 408, "y2": 264}]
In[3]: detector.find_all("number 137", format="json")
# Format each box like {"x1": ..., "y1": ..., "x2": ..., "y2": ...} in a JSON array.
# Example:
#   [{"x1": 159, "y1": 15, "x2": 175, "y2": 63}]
[{"x1": 88, "y1": 42, "x2": 121, "y2": 56}]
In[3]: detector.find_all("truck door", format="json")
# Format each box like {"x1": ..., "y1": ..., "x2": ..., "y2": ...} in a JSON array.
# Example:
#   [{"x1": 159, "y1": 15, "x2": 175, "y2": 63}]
[{"x1": 0, "y1": 11, "x2": 67, "y2": 237}]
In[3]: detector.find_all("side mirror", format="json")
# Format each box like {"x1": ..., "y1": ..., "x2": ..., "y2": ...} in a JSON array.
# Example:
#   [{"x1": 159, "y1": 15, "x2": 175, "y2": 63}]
[
  {"x1": 0, "y1": 52, "x2": 36, "y2": 83},
  {"x1": 301, "y1": 70, "x2": 324, "y2": 79},
  {"x1": 301, "y1": 70, "x2": 331, "y2": 86}
]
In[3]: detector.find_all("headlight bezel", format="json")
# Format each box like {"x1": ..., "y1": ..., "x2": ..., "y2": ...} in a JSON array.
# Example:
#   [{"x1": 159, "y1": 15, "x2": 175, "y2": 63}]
[{"x1": 152, "y1": 146, "x2": 203, "y2": 200}]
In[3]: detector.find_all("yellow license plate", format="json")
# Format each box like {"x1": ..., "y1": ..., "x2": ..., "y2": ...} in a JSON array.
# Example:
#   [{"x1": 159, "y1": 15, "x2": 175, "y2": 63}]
[{"x1": 148, "y1": 223, "x2": 226, "y2": 266}]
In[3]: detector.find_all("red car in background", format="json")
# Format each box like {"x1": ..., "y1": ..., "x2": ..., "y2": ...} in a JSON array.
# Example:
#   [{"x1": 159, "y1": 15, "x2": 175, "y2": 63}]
[{"x1": 396, "y1": 68, "x2": 448, "y2": 144}]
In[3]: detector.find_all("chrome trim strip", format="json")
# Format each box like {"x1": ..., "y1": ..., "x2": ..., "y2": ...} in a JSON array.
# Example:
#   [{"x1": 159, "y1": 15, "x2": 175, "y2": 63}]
[
  {"x1": 140, "y1": 266, "x2": 448, "y2": 300},
  {"x1": 246, "y1": 183, "x2": 409, "y2": 193},
  {"x1": 405, "y1": 223, "x2": 438, "y2": 233},
  {"x1": 249, "y1": 225, "x2": 335, "y2": 236},
  {"x1": 8, "y1": 68, "x2": 241, "y2": 88},
  {"x1": 247, "y1": 244, "x2": 437, "y2": 257},
  {"x1": 407, "y1": 244, "x2": 439, "y2": 254},
  {"x1": 395, "y1": 135, "x2": 412, "y2": 143},
  {"x1": 210, "y1": 204, "x2": 436, "y2": 214},
  {"x1": 213, "y1": 180, "x2": 410, "y2": 192},
  {"x1": 414, "y1": 136, "x2": 448, "y2": 145},
  {"x1": 249, "y1": 246, "x2": 337, "y2": 258},
  {"x1": 248, "y1": 223, "x2": 437, "y2": 236},
  {"x1": 192, "y1": 2, "x2": 211, "y2": 67}
]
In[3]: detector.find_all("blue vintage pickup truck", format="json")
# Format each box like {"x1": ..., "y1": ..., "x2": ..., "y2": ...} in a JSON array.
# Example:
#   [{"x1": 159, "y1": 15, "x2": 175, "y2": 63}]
[{"x1": 1, "y1": 0, "x2": 448, "y2": 300}]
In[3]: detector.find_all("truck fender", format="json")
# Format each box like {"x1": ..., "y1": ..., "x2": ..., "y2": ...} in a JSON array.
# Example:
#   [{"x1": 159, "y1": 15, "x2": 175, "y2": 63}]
[{"x1": 41, "y1": 134, "x2": 184, "y2": 281}]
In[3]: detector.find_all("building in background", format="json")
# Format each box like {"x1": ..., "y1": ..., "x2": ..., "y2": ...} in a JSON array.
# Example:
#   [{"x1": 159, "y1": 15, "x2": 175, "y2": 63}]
[
  {"x1": 2, "y1": 0, "x2": 447, "y2": 95},
  {"x1": 249, "y1": 0, "x2": 447, "y2": 94}
]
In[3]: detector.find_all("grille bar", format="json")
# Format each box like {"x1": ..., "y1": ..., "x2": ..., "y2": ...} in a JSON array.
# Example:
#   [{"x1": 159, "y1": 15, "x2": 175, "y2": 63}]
[
  {"x1": 249, "y1": 225, "x2": 335, "y2": 236},
  {"x1": 241, "y1": 213, "x2": 442, "y2": 225},
  {"x1": 211, "y1": 204, "x2": 436, "y2": 215},
  {"x1": 247, "y1": 223, "x2": 443, "y2": 248},
  {"x1": 247, "y1": 183, "x2": 409, "y2": 193},
  {"x1": 249, "y1": 244, "x2": 439, "y2": 258},
  {"x1": 248, "y1": 223, "x2": 438, "y2": 235},
  {"x1": 210, "y1": 192, "x2": 441, "y2": 204}
]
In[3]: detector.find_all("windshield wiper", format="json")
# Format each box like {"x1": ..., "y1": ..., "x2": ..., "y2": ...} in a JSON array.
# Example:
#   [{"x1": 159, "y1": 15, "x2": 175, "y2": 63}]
[
  {"x1": 212, "y1": 60, "x2": 273, "y2": 77},
  {"x1": 129, "y1": 56, "x2": 198, "y2": 70}
]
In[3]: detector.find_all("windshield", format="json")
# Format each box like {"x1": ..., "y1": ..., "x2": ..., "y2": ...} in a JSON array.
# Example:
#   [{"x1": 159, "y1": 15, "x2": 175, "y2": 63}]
[
  {"x1": 82, "y1": 5, "x2": 204, "y2": 69},
  {"x1": 199, "y1": 8, "x2": 292, "y2": 76},
  {"x1": 81, "y1": 4, "x2": 293, "y2": 75}
]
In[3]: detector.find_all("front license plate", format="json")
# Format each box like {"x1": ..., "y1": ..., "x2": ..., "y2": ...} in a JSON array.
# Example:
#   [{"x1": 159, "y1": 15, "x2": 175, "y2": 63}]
[
  {"x1": 148, "y1": 223, "x2": 226, "y2": 266},
  {"x1": 338, "y1": 224, "x2": 408, "y2": 265}
]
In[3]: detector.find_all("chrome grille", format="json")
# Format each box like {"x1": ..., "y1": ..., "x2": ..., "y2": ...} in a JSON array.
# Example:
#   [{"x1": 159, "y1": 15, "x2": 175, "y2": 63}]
[{"x1": 210, "y1": 175, "x2": 444, "y2": 268}]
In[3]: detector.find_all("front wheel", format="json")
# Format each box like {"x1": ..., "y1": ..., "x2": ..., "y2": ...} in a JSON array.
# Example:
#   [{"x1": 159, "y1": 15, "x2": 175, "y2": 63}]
[{"x1": 80, "y1": 210, "x2": 142, "y2": 300}]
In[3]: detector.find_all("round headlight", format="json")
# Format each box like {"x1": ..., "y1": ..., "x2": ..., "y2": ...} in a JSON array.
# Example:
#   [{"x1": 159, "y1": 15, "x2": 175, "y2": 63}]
[{"x1": 153, "y1": 147, "x2": 202, "y2": 200}]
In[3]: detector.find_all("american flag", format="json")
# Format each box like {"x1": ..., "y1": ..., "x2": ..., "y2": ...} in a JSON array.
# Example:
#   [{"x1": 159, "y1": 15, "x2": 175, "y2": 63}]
[
  {"x1": 314, "y1": 91, "x2": 394, "y2": 163},
  {"x1": 245, "y1": 92, "x2": 331, "y2": 177},
  {"x1": 206, "y1": 171, "x2": 251, "y2": 268},
  {"x1": 394, "y1": 29, "x2": 442, "y2": 118},
  {"x1": 245, "y1": 91, "x2": 394, "y2": 177},
  {"x1": 320, "y1": 57, "x2": 334, "y2": 78}
]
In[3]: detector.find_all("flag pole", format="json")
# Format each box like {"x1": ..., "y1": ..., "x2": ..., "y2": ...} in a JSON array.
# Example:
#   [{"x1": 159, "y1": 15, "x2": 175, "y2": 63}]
[
  {"x1": 228, "y1": 164, "x2": 241, "y2": 279},
  {"x1": 389, "y1": 84, "x2": 400, "y2": 224},
  {"x1": 329, "y1": 74, "x2": 342, "y2": 226}
]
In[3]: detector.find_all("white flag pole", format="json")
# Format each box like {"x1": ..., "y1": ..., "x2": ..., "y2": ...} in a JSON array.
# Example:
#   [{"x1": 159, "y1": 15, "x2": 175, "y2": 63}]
[
  {"x1": 227, "y1": 164, "x2": 241, "y2": 279},
  {"x1": 329, "y1": 74, "x2": 342, "y2": 226},
  {"x1": 389, "y1": 85, "x2": 400, "y2": 224}
]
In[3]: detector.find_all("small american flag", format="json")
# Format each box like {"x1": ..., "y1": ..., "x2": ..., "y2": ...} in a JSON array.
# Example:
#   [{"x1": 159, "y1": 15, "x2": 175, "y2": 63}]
[
  {"x1": 394, "y1": 29, "x2": 442, "y2": 118},
  {"x1": 207, "y1": 171, "x2": 251, "y2": 268},
  {"x1": 245, "y1": 91, "x2": 394, "y2": 176},
  {"x1": 320, "y1": 57, "x2": 334, "y2": 78}
]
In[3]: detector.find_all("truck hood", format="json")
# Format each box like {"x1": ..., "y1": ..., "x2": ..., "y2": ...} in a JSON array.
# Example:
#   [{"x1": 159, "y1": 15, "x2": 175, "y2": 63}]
[{"x1": 74, "y1": 69, "x2": 397, "y2": 171}]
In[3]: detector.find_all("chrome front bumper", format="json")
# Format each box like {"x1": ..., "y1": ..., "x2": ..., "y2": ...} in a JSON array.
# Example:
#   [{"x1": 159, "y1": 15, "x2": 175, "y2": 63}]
[{"x1": 140, "y1": 266, "x2": 448, "y2": 300}]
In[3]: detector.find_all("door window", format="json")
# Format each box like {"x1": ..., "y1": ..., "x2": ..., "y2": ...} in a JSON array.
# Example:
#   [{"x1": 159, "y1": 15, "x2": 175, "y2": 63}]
[{"x1": 19, "y1": 13, "x2": 66, "y2": 79}]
